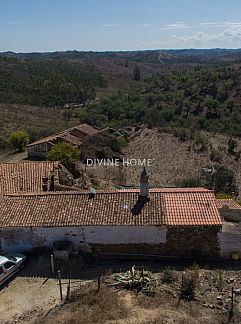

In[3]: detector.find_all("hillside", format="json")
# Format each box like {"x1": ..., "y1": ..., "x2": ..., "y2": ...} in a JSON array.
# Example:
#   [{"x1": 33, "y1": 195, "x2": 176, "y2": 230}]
[
  {"x1": 81, "y1": 62, "x2": 241, "y2": 136},
  {"x1": 85, "y1": 128, "x2": 241, "y2": 195},
  {"x1": 0, "y1": 104, "x2": 81, "y2": 152},
  {"x1": 0, "y1": 56, "x2": 107, "y2": 106}
]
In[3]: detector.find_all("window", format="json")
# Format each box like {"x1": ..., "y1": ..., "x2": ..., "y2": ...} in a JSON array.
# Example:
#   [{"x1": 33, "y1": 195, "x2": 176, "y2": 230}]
[
  {"x1": 6, "y1": 256, "x2": 17, "y2": 262},
  {"x1": 4, "y1": 262, "x2": 15, "y2": 270},
  {"x1": 0, "y1": 267, "x2": 3, "y2": 275}
]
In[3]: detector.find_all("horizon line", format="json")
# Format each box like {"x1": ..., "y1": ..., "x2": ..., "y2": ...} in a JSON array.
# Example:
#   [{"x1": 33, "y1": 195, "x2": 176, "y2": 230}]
[{"x1": 1, "y1": 47, "x2": 241, "y2": 54}]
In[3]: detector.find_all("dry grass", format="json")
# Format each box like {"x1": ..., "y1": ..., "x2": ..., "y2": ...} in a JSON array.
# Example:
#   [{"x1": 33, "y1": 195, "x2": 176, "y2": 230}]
[
  {"x1": 85, "y1": 127, "x2": 241, "y2": 194},
  {"x1": 0, "y1": 103, "x2": 80, "y2": 139},
  {"x1": 39, "y1": 282, "x2": 225, "y2": 324},
  {"x1": 122, "y1": 128, "x2": 241, "y2": 193}
]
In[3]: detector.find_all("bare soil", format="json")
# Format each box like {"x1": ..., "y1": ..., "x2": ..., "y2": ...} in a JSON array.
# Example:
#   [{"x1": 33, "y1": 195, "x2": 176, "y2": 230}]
[
  {"x1": 39, "y1": 267, "x2": 241, "y2": 324},
  {"x1": 2, "y1": 254, "x2": 241, "y2": 324}
]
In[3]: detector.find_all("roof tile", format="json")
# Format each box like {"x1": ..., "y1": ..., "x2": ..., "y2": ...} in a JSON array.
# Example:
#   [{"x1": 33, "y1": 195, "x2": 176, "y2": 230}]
[
  {"x1": 0, "y1": 189, "x2": 222, "y2": 228},
  {"x1": 0, "y1": 161, "x2": 59, "y2": 195}
]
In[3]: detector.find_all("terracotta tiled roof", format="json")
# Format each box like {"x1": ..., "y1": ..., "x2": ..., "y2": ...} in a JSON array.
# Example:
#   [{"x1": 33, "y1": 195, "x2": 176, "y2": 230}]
[
  {"x1": 162, "y1": 191, "x2": 221, "y2": 226},
  {"x1": 216, "y1": 199, "x2": 241, "y2": 210},
  {"x1": 28, "y1": 124, "x2": 99, "y2": 147},
  {"x1": 0, "y1": 189, "x2": 222, "y2": 228},
  {"x1": 0, "y1": 161, "x2": 59, "y2": 195}
]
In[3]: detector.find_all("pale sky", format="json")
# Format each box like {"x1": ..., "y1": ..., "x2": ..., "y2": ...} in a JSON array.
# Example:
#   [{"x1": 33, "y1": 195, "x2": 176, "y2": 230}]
[{"x1": 1, "y1": 0, "x2": 241, "y2": 52}]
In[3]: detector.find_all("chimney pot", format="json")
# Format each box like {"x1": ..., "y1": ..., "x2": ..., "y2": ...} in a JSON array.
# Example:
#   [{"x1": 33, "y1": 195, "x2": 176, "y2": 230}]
[{"x1": 139, "y1": 167, "x2": 149, "y2": 198}]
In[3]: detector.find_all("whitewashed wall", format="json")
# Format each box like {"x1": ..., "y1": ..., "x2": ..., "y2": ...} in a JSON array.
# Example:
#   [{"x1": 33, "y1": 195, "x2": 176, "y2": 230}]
[{"x1": 0, "y1": 226, "x2": 167, "y2": 252}]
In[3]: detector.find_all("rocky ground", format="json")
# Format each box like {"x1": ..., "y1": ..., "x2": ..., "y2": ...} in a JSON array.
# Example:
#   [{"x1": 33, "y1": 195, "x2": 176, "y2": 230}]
[
  {"x1": 2, "y1": 254, "x2": 241, "y2": 323},
  {"x1": 39, "y1": 265, "x2": 241, "y2": 324}
]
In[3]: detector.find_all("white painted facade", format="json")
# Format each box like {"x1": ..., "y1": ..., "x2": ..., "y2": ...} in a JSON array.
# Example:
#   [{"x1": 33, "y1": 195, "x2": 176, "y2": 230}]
[{"x1": 0, "y1": 226, "x2": 167, "y2": 252}]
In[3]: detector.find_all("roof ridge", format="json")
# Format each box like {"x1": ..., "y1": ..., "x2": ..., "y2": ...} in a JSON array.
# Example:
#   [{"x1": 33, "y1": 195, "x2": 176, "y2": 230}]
[
  {"x1": 3, "y1": 188, "x2": 214, "y2": 198},
  {"x1": 0, "y1": 161, "x2": 59, "y2": 165}
]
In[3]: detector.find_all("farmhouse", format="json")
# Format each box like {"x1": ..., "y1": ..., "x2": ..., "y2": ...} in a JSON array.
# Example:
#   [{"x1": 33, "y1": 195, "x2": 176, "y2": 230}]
[
  {"x1": 0, "y1": 161, "x2": 74, "y2": 195},
  {"x1": 27, "y1": 123, "x2": 99, "y2": 159},
  {"x1": 0, "y1": 169, "x2": 223, "y2": 257}
]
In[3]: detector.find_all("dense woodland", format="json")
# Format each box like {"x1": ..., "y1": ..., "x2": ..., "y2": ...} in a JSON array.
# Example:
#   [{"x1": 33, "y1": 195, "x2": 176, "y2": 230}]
[
  {"x1": 0, "y1": 56, "x2": 107, "y2": 106},
  {"x1": 1, "y1": 50, "x2": 241, "y2": 143},
  {"x1": 79, "y1": 63, "x2": 241, "y2": 136}
]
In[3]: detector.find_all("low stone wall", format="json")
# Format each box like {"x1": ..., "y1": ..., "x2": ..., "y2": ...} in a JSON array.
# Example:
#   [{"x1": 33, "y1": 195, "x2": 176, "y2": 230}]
[{"x1": 220, "y1": 207, "x2": 241, "y2": 223}]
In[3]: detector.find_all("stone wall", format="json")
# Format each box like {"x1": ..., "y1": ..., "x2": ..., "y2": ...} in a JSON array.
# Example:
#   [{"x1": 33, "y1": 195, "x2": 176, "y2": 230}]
[
  {"x1": 0, "y1": 225, "x2": 221, "y2": 257},
  {"x1": 86, "y1": 226, "x2": 221, "y2": 257},
  {"x1": 219, "y1": 207, "x2": 241, "y2": 223}
]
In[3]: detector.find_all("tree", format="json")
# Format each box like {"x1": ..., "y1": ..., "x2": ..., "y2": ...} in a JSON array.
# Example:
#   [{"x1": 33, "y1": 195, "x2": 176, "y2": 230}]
[
  {"x1": 228, "y1": 137, "x2": 238, "y2": 154},
  {"x1": 204, "y1": 165, "x2": 238, "y2": 195},
  {"x1": 133, "y1": 66, "x2": 140, "y2": 81},
  {"x1": 47, "y1": 142, "x2": 80, "y2": 170},
  {"x1": 9, "y1": 131, "x2": 29, "y2": 151},
  {"x1": 176, "y1": 177, "x2": 202, "y2": 188}
]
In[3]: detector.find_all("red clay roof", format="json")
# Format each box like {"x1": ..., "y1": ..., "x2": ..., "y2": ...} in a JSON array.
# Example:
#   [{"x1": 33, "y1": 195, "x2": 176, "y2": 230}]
[
  {"x1": 0, "y1": 161, "x2": 59, "y2": 195},
  {"x1": 163, "y1": 191, "x2": 221, "y2": 226},
  {"x1": 216, "y1": 199, "x2": 241, "y2": 210},
  {"x1": 0, "y1": 188, "x2": 222, "y2": 228}
]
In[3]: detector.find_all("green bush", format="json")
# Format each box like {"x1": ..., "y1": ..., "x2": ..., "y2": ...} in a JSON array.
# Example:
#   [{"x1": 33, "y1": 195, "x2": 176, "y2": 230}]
[
  {"x1": 181, "y1": 270, "x2": 199, "y2": 300},
  {"x1": 216, "y1": 193, "x2": 232, "y2": 199},
  {"x1": 162, "y1": 267, "x2": 174, "y2": 283},
  {"x1": 116, "y1": 136, "x2": 128, "y2": 152},
  {"x1": 47, "y1": 142, "x2": 80, "y2": 170},
  {"x1": 8, "y1": 131, "x2": 29, "y2": 151},
  {"x1": 176, "y1": 177, "x2": 202, "y2": 188}
]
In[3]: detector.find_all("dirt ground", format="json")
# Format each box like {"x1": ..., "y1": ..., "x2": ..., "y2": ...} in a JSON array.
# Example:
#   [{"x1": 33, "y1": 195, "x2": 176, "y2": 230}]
[
  {"x1": 0, "y1": 254, "x2": 71, "y2": 323},
  {"x1": 1, "y1": 254, "x2": 241, "y2": 323},
  {"x1": 39, "y1": 267, "x2": 241, "y2": 324}
]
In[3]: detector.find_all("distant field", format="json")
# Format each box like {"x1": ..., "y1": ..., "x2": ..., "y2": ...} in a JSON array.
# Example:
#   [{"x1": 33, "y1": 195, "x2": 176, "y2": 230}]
[{"x1": 0, "y1": 104, "x2": 81, "y2": 151}]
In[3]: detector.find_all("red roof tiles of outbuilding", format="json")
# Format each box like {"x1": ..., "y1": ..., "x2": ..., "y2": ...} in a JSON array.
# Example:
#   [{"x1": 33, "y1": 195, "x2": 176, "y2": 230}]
[
  {"x1": 216, "y1": 199, "x2": 241, "y2": 210},
  {"x1": 162, "y1": 191, "x2": 221, "y2": 226}
]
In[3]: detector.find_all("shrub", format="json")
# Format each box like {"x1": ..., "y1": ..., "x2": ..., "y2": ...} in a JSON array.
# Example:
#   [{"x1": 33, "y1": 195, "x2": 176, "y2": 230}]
[
  {"x1": 173, "y1": 128, "x2": 189, "y2": 142},
  {"x1": 181, "y1": 270, "x2": 199, "y2": 300},
  {"x1": 228, "y1": 137, "x2": 238, "y2": 154},
  {"x1": 162, "y1": 267, "x2": 174, "y2": 283},
  {"x1": 216, "y1": 270, "x2": 224, "y2": 290},
  {"x1": 216, "y1": 193, "x2": 232, "y2": 199},
  {"x1": 210, "y1": 148, "x2": 222, "y2": 163},
  {"x1": 204, "y1": 165, "x2": 238, "y2": 195},
  {"x1": 194, "y1": 133, "x2": 209, "y2": 152},
  {"x1": 176, "y1": 177, "x2": 202, "y2": 188},
  {"x1": 116, "y1": 136, "x2": 128, "y2": 152},
  {"x1": 8, "y1": 130, "x2": 29, "y2": 151},
  {"x1": 47, "y1": 142, "x2": 80, "y2": 170}
]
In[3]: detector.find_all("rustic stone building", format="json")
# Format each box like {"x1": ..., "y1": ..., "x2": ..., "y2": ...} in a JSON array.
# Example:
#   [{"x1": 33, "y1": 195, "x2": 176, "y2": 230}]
[
  {"x1": 0, "y1": 169, "x2": 222, "y2": 257},
  {"x1": 27, "y1": 124, "x2": 99, "y2": 159}
]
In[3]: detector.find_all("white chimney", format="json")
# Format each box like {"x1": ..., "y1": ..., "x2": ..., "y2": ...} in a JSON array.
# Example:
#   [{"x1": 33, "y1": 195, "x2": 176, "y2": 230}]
[{"x1": 139, "y1": 167, "x2": 149, "y2": 198}]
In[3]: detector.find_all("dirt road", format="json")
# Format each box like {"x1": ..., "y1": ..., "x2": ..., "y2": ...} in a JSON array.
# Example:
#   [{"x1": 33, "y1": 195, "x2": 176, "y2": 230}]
[
  {"x1": 0, "y1": 150, "x2": 27, "y2": 163},
  {"x1": 0, "y1": 255, "x2": 69, "y2": 323},
  {"x1": 0, "y1": 276, "x2": 67, "y2": 323}
]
